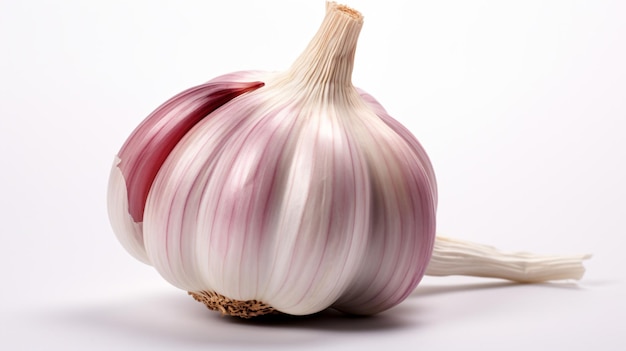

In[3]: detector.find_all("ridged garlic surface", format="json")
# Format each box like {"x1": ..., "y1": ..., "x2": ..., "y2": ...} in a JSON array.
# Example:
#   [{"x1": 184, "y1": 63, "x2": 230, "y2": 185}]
[
  {"x1": 108, "y1": 3, "x2": 436, "y2": 316},
  {"x1": 108, "y1": 2, "x2": 589, "y2": 318}
]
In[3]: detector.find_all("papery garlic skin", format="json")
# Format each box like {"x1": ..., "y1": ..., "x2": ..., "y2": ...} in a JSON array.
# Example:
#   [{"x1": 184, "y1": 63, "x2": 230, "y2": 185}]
[
  {"x1": 108, "y1": 2, "x2": 588, "y2": 319},
  {"x1": 142, "y1": 80, "x2": 437, "y2": 315},
  {"x1": 141, "y1": 4, "x2": 437, "y2": 316},
  {"x1": 108, "y1": 3, "x2": 436, "y2": 316},
  {"x1": 108, "y1": 157, "x2": 147, "y2": 263},
  {"x1": 107, "y1": 81, "x2": 265, "y2": 263},
  {"x1": 144, "y1": 88, "x2": 372, "y2": 314}
]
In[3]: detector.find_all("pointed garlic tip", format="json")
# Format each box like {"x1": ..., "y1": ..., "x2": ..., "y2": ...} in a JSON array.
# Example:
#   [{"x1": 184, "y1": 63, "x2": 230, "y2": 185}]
[{"x1": 426, "y1": 236, "x2": 591, "y2": 283}]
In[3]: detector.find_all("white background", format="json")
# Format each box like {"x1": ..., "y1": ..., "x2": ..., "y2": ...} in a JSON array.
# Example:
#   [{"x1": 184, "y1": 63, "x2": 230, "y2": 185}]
[{"x1": 1, "y1": 0, "x2": 625, "y2": 350}]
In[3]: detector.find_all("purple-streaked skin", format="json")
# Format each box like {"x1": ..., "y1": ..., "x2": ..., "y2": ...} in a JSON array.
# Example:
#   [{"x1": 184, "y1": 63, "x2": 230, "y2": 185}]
[
  {"x1": 109, "y1": 3, "x2": 437, "y2": 315},
  {"x1": 201, "y1": 70, "x2": 438, "y2": 314},
  {"x1": 109, "y1": 1, "x2": 589, "y2": 317},
  {"x1": 331, "y1": 91, "x2": 437, "y2": 315},
  {"x1": 119, "y1": 70, "x2": 437, "y2": 315},
  {"x1": 358, "y1": 89, "x2": 438, "y2": 209},
  {"x1": 107, "y1": 80, "x2": 264, "y2": 263},
  {"x1": 142, "y1": 82, "x2": 370, "y2": 313},
  {"x1": 118, "y1": 81, "x2": 264, "y2": 222}
]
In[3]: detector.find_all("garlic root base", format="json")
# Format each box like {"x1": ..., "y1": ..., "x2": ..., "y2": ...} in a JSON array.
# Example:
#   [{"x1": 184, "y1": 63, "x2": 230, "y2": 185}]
[
  {"x1": 426, "y1": 236, "x2": 591, "y2": 282},
  {"x1": 188, "y1": 291, "x2": 277, "y2": 318}
]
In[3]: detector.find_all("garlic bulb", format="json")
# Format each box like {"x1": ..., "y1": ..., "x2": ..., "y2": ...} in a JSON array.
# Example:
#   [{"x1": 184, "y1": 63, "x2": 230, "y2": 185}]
[{"x1": 108, "y1": 2, "x2": 588, "y2": 318}]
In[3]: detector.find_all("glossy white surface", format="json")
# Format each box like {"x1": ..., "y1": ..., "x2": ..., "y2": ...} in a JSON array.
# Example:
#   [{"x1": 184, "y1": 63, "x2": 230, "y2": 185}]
[{"x1": 1, "y1": 0, "x2": 624, "y2": 350}]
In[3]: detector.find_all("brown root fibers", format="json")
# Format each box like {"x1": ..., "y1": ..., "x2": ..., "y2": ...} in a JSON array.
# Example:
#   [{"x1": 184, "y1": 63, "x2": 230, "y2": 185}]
[{"x1": 188, "y1": 291, "x2": 277, "y2": 318}]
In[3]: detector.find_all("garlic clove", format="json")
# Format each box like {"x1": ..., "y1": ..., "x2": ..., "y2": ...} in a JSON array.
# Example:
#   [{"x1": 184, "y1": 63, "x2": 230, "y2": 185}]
[
  {"x1": 108, "y1": 81, "x2": 264, "y2": 263},
  {"x1": 358, "y1": 89, "x2": 438, "y2": 207},
  {"x1": 142, "y1": 84, "x2": 374, "y2": 315},
  {"x1": 330, "y1": 97, "x2": 437, "y2": 315}
]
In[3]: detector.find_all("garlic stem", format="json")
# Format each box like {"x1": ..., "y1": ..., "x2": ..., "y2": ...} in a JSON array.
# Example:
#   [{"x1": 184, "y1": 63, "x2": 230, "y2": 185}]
[
  {"x1": 284, "y1": 2, "x2": 363, "y2": 88},
  {"x1": 426, "y1": 236, "x2": 591, "y2": 282}
]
